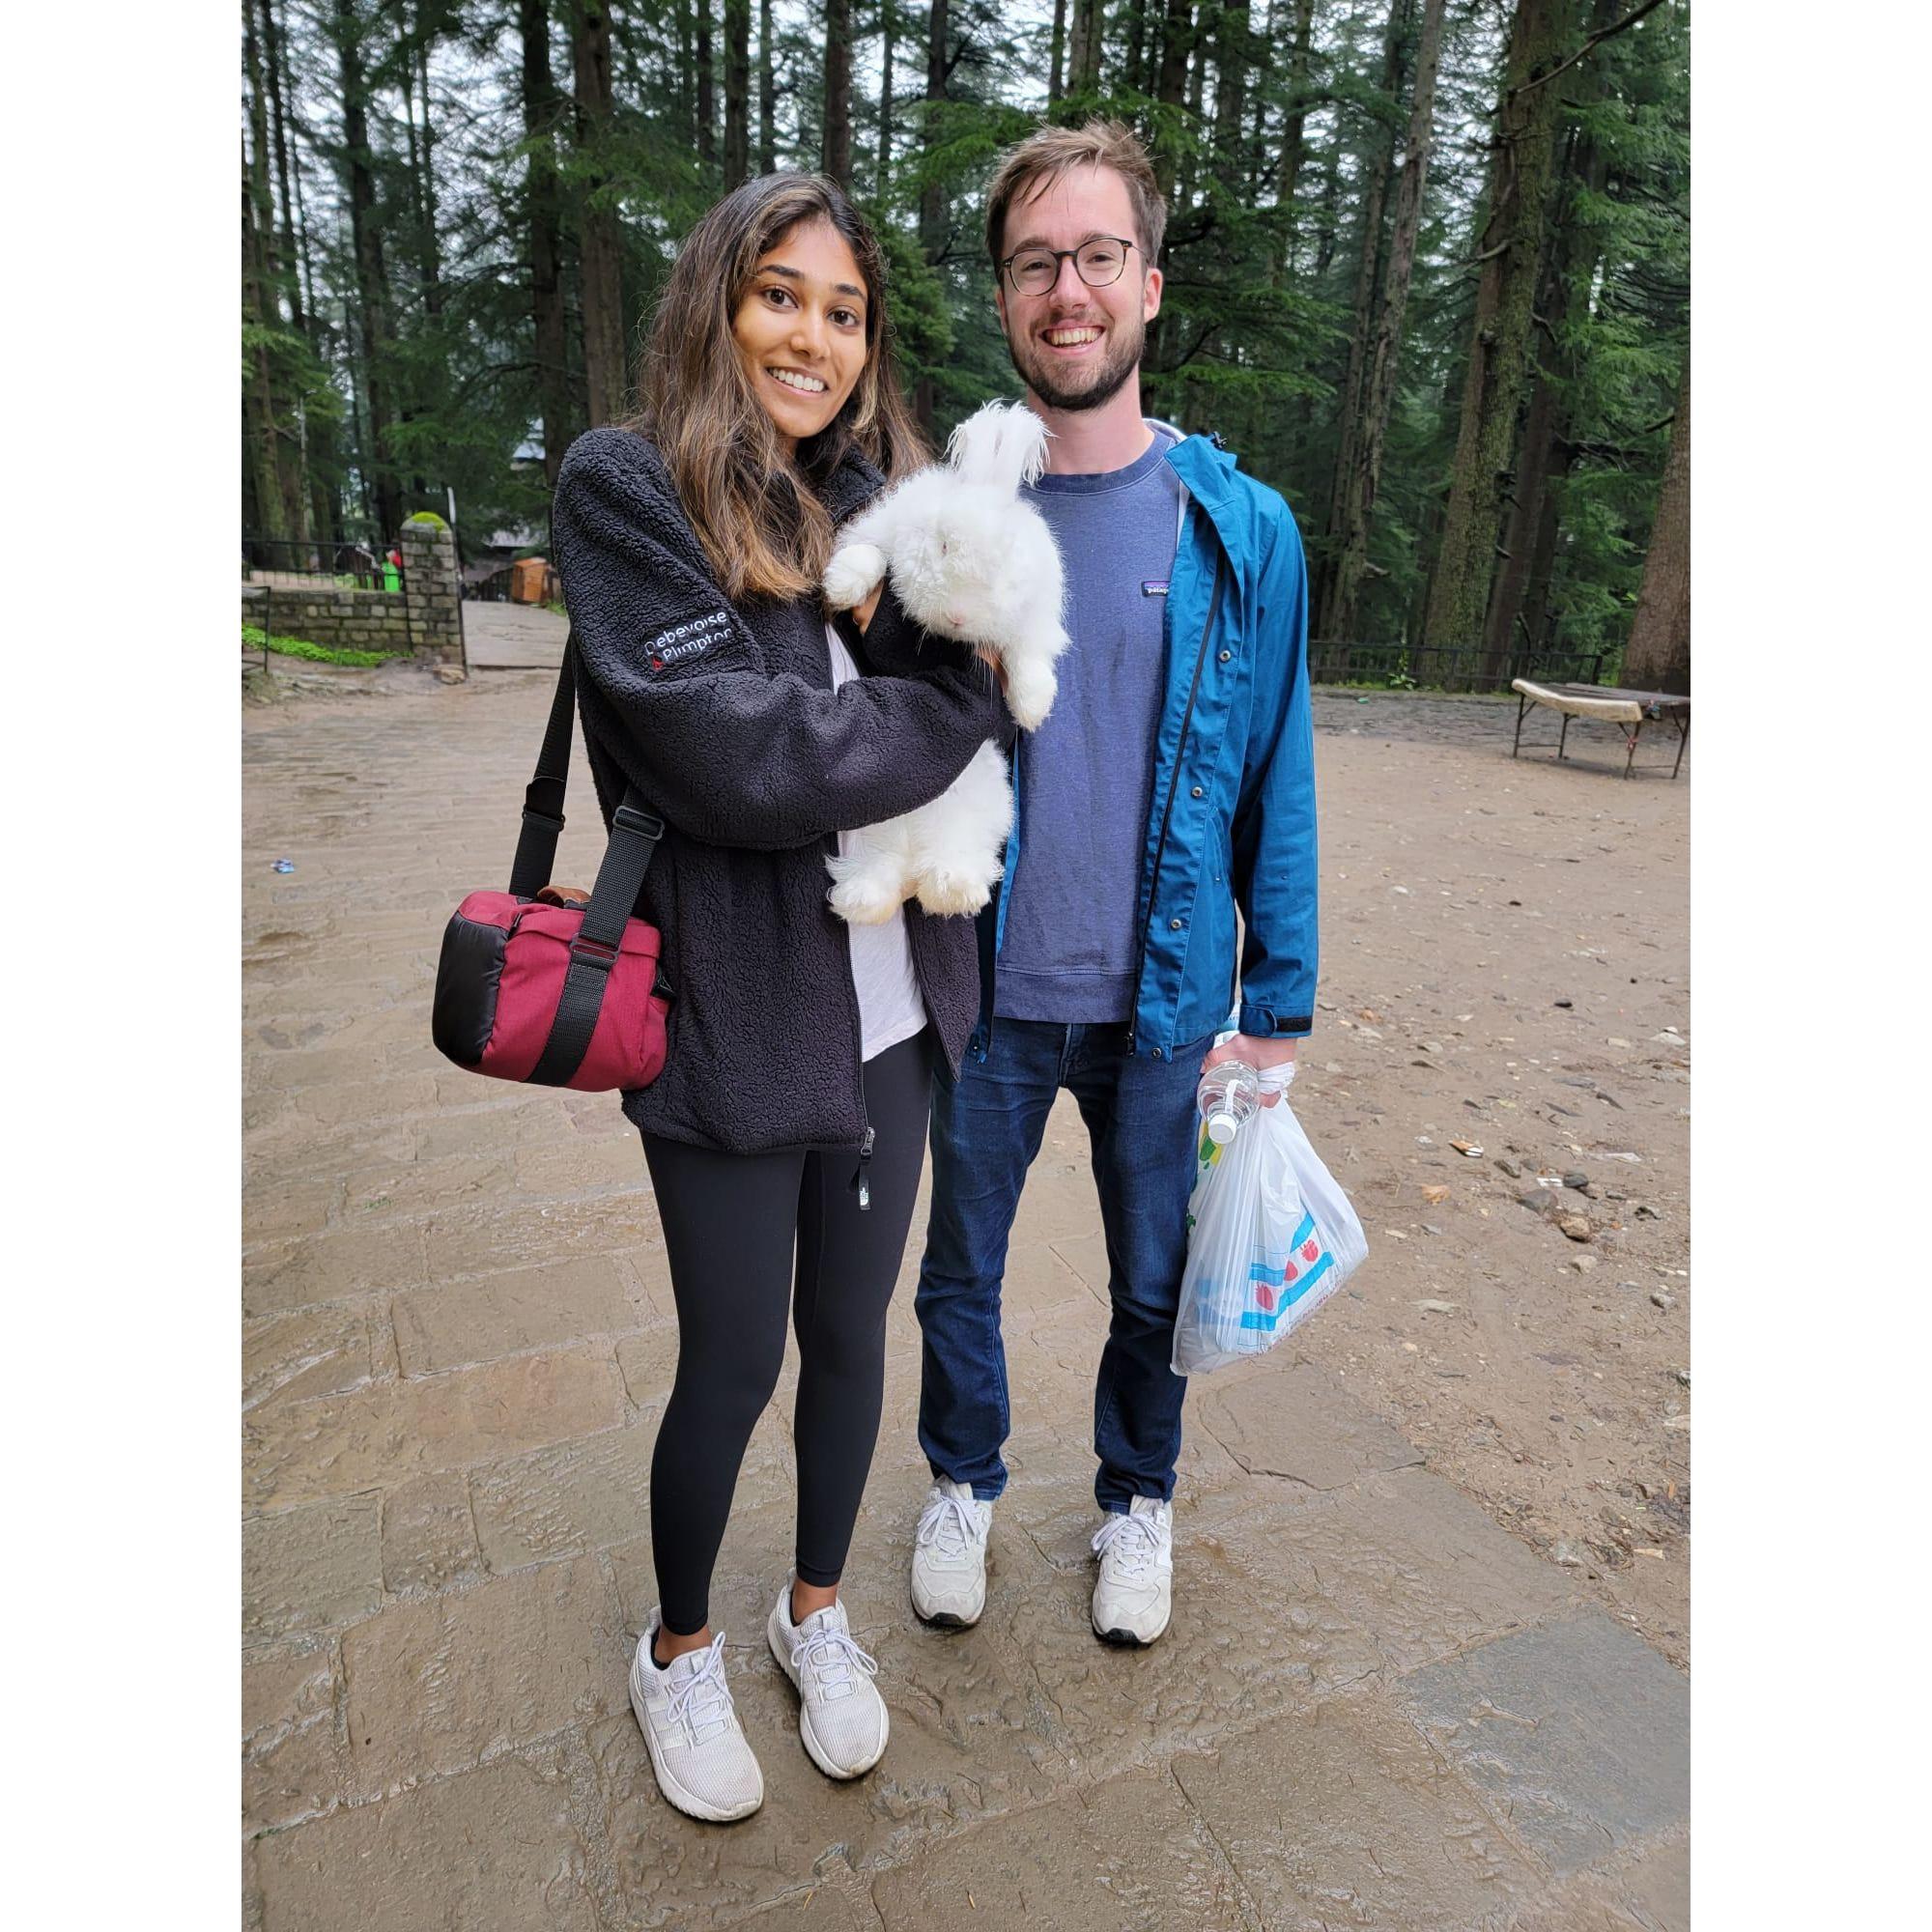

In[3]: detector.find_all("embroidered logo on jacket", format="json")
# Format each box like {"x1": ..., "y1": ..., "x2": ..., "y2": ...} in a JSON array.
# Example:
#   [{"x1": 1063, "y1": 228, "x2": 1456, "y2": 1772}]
[{"x1": 646, "y1": 610, "x2": 732, "y2": 670}]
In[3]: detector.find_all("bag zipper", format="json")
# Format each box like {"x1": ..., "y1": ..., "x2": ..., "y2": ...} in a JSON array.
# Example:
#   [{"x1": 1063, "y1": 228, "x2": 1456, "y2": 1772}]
[{"x1": 1126, "y1": 554, "x2": 1227, "y2": 1057}]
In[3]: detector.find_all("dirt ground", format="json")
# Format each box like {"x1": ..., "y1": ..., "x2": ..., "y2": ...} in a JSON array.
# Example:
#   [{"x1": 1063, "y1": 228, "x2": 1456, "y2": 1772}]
[
  {"x1": 244, "y1": 663, "x2": 1691, "y2": 1676},
  {"x1": 1293, "y1": 688, "x2": 1690, "y2": 1666}
]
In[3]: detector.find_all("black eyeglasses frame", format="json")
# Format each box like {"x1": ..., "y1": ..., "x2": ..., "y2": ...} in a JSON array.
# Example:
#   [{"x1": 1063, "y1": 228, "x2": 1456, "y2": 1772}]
[{"x1": 996, "y1": 237, "x2": 1141, "y2": 296}]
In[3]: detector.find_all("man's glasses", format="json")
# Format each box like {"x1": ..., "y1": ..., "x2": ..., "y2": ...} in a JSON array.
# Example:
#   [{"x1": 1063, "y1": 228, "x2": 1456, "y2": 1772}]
[{"x1": 998, "y1": 237, "x2": 1138, "y2": 297}]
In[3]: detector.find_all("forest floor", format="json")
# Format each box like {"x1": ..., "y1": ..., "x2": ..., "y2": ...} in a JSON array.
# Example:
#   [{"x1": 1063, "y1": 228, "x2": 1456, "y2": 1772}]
[
  {"x1": 1289, "y1": 687, "x2": 1690, "y2": 1669},
  {"x1": 242, "y1": 668, "x2": 1689, "y2": 1930}
]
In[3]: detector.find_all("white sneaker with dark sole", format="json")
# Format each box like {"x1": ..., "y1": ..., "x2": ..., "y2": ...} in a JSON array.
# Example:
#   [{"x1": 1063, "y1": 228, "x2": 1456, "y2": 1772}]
[
  {"x1": 767, "y1": 1584, "x2": 889, "y2": 1779},
  {"x1": 910, "y1": 1479, "x2": 993, "y2": 1627},
  {"x1": 629, "y1": 1616, "x2": 764, "y2": 1823},
  {"x1": 1091, "y1": 1495, "x2": 1174, "y2": 1645}
]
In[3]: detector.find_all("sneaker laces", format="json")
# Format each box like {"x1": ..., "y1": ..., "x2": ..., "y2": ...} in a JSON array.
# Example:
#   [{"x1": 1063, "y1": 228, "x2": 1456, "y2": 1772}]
[
  {"x1": 916, "y1": 1489, "x2": 981, "y2": 1562},
  {"x1": 789, "y1": 1620, "x2": 879, "y2": 1703},
  {"x1": 1092, "y1": 1509, "x2": 1162, "y2": 1583},
  {"x1": 664, "y1": 1631, "x2": 734, "y2": 1743}
]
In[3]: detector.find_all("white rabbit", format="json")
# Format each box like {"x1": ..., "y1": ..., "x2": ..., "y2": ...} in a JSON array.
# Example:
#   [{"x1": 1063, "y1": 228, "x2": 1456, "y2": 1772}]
[{"x1": 821, "y1": 401, "x2": 1070, "y2": 925}]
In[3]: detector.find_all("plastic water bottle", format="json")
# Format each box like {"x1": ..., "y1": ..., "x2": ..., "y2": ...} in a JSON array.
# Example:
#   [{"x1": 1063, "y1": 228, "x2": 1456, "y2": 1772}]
[{"x1": 1197, "y1": 1055, "x2": 1262, "y2": 1146}]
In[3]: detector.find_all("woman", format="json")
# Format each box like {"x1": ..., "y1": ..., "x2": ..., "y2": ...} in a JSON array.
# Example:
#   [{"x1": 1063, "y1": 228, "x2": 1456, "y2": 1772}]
[{"x1": 550, "y1": 174, "x2": 1009, "y2": 1824}]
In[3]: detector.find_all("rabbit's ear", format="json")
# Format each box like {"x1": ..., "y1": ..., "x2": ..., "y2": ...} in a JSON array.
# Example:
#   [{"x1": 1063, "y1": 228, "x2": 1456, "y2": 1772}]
[
  {"x1": 948, "y1": 402, "x2": 1049, "y2": 492},
  {"x1": 945, "y1": 401, "x2": 1010, "y2": 486},
  {"x1": 995, "y1": 406, "x2": 1050, "y2": 489}
]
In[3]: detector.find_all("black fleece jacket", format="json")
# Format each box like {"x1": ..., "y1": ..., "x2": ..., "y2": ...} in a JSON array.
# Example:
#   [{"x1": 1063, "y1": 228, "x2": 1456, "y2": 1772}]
[{"x1": 551, "y1": 425, "x2": 1009, "y2": 1156}]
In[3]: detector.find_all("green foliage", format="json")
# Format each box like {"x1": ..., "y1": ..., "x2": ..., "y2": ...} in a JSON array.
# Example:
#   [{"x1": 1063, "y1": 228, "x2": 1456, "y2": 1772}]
[
  {"x1": 404, "y1": 510, "x2": 448, "y2": 528},
  {"x1": 245, "y1": 0, "x2": 1689, "y2": 663},
  {"x1": 242, "y1": 622, "x2": 404, "y2": 668}
]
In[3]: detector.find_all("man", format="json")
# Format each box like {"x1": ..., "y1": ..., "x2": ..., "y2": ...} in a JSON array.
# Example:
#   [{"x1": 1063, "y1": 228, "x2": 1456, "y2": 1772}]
[{"x1": 908, "y1": 121, "x2": 1319, "y2": 1645}]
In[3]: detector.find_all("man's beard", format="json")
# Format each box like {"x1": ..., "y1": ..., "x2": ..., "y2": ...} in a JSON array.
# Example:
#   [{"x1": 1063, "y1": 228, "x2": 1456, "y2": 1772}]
[{"x1": 1006, "y1": 309, "x2": 1145, "y2": 413}]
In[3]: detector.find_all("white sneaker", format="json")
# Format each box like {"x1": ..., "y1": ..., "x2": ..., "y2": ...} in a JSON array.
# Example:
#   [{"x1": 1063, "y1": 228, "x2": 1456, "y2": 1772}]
[
  {"x1": 910, "y1": 1479, "x2": 993, "y2": 1627},
  {"x1": 628, "y1": 1615, "x2": 764, "y2": 1823},
  {"x1": 1091, "y1": 1495, "x2": 1174, "y2": 1646},
  {"x1": 767, "y1": 1583, "x2": 890, "y2": 1779}
]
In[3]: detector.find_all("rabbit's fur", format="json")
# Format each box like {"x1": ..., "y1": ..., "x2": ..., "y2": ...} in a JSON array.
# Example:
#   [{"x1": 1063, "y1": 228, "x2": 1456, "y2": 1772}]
[{"x1": 821, "y1": 401, "x2": 1070, "y2": 924}]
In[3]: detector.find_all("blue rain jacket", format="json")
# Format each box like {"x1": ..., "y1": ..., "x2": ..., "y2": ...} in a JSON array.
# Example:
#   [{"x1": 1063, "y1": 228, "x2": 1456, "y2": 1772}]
[{"x1": 970, "y1": 430, "x2": 1318, "y2": 1063}]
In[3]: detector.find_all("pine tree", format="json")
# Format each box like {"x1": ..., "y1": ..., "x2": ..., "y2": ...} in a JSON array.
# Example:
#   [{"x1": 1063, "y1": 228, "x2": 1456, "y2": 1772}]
[
  {"x1": 724, "y1": 0, "x2": 751, "y2": 188},
  {"x1": 1620, "y1": 355, "x2": 1688, "y2": 692},
  {"x1": 823, "y1": 0, "x2": 853, "y2": 185},
  {"x1": 1322, "y1": 0, "x2": 1447, "y2": 643},
  {"x1": 1426, "y1": 0, "x2": 1571, "y2": 659}
]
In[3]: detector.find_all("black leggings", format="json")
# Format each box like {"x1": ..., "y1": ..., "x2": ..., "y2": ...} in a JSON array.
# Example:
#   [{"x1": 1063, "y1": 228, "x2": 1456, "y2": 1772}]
[{"x1": 640, "y1": 1030, "x2": 932, "y2": 1635}]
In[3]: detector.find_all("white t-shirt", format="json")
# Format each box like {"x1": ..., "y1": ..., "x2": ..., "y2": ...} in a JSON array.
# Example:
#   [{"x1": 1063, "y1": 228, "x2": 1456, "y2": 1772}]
[{"x1": 825, "y1": 623, "x2": 928, "y2": 1062}]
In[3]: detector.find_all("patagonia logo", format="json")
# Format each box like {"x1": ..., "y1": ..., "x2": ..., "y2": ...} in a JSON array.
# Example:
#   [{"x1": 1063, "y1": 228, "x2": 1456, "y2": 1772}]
[
  {"x1": 646, "y1": 609, "x2": 731, "y2": 670},
  {"x1": 1142, "y1": 580, "x2": 1170, "y2": 597}
]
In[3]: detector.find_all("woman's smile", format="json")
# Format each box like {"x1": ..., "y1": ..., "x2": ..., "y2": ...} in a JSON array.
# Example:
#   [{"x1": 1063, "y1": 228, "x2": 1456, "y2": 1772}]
[{"x1": 732, "y1": 217, "x2": 868, "y2": 447}]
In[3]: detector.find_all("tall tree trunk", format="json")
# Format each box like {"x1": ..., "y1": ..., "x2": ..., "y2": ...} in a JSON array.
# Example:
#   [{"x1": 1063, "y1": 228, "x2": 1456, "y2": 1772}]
[
  {"x1": 1211, "y1": 4, "x2": 1250, "y2": 176},
  {"x1": 1425, "y1": 0, "x2": 1569, "y2": 657},
  {"x1": 677, "y1": 0, "x2": 695, "y2": 139},
  {"x1": 523, "y1": 0, "x2": 573, "y2": 489},
  {"x1": 758, "y1": 0, "x2": 776, "y2": 173},
  {"x1": 1322, "y1": 0, "x2": 1447, "y2": 643},
  {"x1": 1152, "y1": 0, "x2": 1192, "y2": 209},
  {"x1": 696, "y1": 1, "x2": 716, "y2": 166},
  {"x1": 334, "y1": 0, "x2": 402, "y2": 542},
  {"x1": 1177, "y1": 18, "x2": 1208, "y2": 208},
  {"x1": 573, "y1": 2, "x2": 629, "y2": 426},
  {"x1": 1072, "y1": 0, "x2": 1103, "y2": 90},
  {"x1": 724, "y1": 0, "x2": 751, "y2": 187},
  {"x1": 1247, "y1": 0, "x2": 1277, "y2": 190},
  {"x1": 877, "y1": 0, "x2": 895, "y2": 193},
  {"x1": 823, "y1": 0, "x2": 853, "y2": 185},
  {"x1": 1483, "y1": 0, "x2": 1618, "y2": 660},
  {"x1": 264, "y1": 0, "x2": 338, "y2": 543},
  {"x1": 915, "y1": 0, "x2": 950, "y2": 432},
  {"x1": 1049, "y1": 0, "x2": 1066, "y2": 105},
  {"x1": 1321, "y1": 0, "x2": 1412, "y2": 611},
  {"x1": 1270, "y1": 0, "x2": 1316, "y2": 280},
  {"x1": 1620, "y1": 357, "x2": 1689, "y2": 693},
  {"x1": 244, "y1": 8, "x2": 306, "y2": 543},
  {"x1": 242, "y1": 144, "x2": 290, "y2": 545},
  {"x1": 415, "y1": 23, "x2": 443, "y2": 321}
]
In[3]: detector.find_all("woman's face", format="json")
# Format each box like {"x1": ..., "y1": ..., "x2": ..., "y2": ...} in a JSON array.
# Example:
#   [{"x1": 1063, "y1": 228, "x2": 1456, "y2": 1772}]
[{"x1": 731, "y1": 217, "x2": 870, "y2": 450}]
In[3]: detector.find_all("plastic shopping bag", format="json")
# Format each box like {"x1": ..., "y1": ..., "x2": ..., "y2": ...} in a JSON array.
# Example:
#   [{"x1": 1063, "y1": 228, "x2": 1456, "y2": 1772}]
[{"x1": 1171, "y1": 1065, "x2": 1368, "y2": 1376}]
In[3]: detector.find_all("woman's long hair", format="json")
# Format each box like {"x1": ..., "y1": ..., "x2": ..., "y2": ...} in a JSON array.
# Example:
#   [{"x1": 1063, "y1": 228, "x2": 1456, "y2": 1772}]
[{"x1": 635, "y1": 173, "x2": 927, "y2": 603}]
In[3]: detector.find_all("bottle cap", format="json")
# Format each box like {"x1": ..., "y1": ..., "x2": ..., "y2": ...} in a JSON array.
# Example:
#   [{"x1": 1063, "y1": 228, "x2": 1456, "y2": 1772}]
[{"x1": 1207, "y1": 1111, "x2": 1239, "y2": 1146}]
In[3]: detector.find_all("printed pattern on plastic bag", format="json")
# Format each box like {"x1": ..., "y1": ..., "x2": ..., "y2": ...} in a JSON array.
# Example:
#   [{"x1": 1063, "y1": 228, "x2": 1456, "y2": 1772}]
[{"x1": 1172, "y1": 1097, "x2": 1368, "y2": 1377}]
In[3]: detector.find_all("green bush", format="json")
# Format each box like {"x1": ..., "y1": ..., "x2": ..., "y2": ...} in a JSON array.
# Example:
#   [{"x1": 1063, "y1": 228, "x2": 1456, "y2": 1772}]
[
  {"x1": 242, "y1": 622, "x2": 405, "y2": 668},
  {"x1": 404, "y1": 510, "x2": 448, "y2": 530}
]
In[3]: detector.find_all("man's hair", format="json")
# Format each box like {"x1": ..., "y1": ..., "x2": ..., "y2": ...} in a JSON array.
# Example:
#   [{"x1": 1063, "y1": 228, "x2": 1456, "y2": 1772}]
[{"x1": 983, "y1": 119, "x2": 1167, "y2": 274}]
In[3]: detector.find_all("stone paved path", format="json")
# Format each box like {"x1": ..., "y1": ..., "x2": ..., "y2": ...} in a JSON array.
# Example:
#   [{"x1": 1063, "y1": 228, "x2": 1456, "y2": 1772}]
[
  {"x1": 242, "y1": 671, "x2": 1689, "y2": 1931},
  {"x1": 461, "y1": 598, "x2": 569, "y2": 669}
]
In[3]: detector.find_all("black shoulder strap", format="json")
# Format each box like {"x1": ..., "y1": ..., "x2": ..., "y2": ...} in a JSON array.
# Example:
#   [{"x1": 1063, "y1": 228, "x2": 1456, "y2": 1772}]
[
  {"x1": 508, "y1": 642, "x2": 583, "y2": 898},
  {"x1": 509, "y1": 634, "x2": 668, "y2": 1088}
]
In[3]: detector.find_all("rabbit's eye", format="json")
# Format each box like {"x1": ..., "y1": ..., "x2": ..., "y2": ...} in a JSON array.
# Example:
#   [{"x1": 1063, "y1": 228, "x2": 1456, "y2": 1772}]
[{"x1": 939, "y1": 539, "x2": 951, "y2": 554}]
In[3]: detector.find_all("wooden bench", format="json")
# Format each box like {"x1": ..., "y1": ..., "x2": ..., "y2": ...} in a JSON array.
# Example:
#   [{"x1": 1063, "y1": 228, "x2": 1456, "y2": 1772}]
[{"x1": 1511, "y1": 679, "x2": 1690, "y2": 780}]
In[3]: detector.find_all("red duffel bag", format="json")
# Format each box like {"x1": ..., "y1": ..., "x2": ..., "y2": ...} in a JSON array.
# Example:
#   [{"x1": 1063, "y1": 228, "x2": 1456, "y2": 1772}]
[{"x1": 432, "y1": 638, "x2": 672, "y2": 1092}]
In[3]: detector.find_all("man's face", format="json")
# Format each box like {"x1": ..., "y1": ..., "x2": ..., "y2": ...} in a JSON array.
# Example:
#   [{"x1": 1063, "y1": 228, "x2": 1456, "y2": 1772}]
[{"x1": 994, "y1": 165, "x2": 1163, "y2": 413}]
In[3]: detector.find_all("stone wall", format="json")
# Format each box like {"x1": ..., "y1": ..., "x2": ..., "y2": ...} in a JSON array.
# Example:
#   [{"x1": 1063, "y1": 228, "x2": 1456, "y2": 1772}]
[
  {"x1": 241, "y1": 517, "x2": 465, "y2": 668},
  {"x1": 242, "y1": 583, "x2": 414, "y2": 655}
]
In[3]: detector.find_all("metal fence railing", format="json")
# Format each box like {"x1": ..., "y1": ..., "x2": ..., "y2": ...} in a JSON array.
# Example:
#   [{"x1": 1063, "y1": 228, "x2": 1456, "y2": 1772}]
[
  {"x1": 1308, "y1": 641, "x2": 1605, "y2": 694},
  {"x1": 463, "y1": 565, "x2": 515, "y2": 604},
  {"x1": 463, "y1": 560, "x2": 560, "y2": 605},
  {"x1": 241, "y1": 533, "x2": 403, "y2": 594}
]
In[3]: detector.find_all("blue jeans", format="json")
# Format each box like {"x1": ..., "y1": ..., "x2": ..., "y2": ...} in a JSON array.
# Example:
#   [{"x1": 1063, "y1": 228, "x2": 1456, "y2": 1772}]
[{"x1": 915, "y1": 1018, "x2": 1211, "y2": 1513}]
